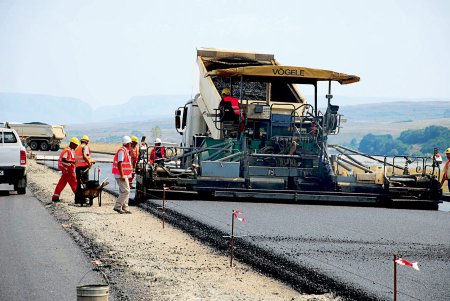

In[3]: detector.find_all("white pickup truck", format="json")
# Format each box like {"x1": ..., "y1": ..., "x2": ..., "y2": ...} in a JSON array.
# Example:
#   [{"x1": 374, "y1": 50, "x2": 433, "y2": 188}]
[{"x1": 0, "y1": 128, "x2": 27, "y2": 194}]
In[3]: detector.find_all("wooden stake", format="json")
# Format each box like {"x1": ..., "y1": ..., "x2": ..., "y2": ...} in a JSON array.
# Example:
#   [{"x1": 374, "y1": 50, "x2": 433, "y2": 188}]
[
  {"x1": 230, "y1": 210, "x2": 235, "y2": 267},
  {"x1": 162, "y1": 185, "x2": 166, "y2": 229}
]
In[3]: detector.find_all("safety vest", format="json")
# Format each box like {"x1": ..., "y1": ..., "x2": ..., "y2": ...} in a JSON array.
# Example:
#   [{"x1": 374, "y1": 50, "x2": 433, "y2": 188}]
[
  {"x1": 445, "y1": 161, "x2": 450, "y2": 179},
  {"x1": 223, "y1": 96, "x2": 241, "y2": 116},
  {"x1": 130, "y1": 145, "x2": 139, "y2": 162},
  {"x1": 58, "y1": 147, "x2": 75, "y2": 173},
  {"x1": 150, "y1": 146, "x2": 165, "y2": 162},
  {"x1": 112, "y1": 146, "x2": 133, "y2": 176},
  {"x1": 75, "y1": 144, "x2": 91, "y2": 167}
]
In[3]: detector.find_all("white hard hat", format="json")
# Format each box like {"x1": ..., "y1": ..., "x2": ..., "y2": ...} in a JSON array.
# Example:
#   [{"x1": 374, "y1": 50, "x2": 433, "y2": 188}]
[
  {"x1": 122, "y1": 136, "x2": 132, "y2": 144},
  {"x1": 155, "y1": 138, "x2": 162, "y2": 144}
]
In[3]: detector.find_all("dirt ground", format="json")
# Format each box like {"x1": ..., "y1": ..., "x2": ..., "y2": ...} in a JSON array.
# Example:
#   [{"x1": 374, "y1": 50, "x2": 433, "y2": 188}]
[{"x1": 26, "y1": 159, "x2": 338, "y2": 301}]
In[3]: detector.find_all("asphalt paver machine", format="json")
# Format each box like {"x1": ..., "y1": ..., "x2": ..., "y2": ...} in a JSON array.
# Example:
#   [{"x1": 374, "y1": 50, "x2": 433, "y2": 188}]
[{"x1": 136, "y1": 49, "x2": 442, "y2": 209}]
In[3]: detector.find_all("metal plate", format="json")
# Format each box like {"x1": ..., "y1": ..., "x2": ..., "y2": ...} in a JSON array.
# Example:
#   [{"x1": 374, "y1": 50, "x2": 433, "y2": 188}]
[{"x1": 0, "y1": 170, "x2": 3, "y2": 176}]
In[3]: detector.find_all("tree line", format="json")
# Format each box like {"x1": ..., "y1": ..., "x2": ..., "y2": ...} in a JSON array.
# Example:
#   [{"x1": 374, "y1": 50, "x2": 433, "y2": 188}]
[{"x1": 355, "y1": 125, "x2": 450, "y2": 156}]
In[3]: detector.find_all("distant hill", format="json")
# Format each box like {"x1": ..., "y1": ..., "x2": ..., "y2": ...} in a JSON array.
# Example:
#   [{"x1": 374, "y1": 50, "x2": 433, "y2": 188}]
[
  {"x1": 0, "y1": 93, "x2": 93, "y2": 124},
  {"x1": 93, "y1": 95, "x2": 190, "y2": 122},
  {"x1": 338, "y1": 101, "x2": 450, "y2": 122},
  {"x1": 0, "y1": 93, "x2": 191, "y2": 124}
]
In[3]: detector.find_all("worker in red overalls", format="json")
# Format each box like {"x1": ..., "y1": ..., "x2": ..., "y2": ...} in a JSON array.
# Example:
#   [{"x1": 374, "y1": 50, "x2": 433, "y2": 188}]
[
  {"x1": 52, "y1": 137, "x2": 80, "y2": 202},
  {"x1": 128, "y1": 135, "x2": 139, "y2": 188},
  {"x1": 149, "y1": 138, "x2": 165, "y2": 165},
  {"x1": 74, "y1": 135, "x2": 95, "y2": 204},
  {"x1": 219, "y1": 88, "x2": 242, "y2": 121}
]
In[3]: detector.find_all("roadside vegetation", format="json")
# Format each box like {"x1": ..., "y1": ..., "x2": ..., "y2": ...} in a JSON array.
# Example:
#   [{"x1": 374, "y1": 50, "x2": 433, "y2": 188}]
[{"x1": 357, "y1": 126, "x2": 450, "y2": 156}]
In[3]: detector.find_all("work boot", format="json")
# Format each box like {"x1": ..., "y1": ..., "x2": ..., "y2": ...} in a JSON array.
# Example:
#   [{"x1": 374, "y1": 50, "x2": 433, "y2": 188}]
[
  {"x1": 52, "y1": 198, "x2": 60, "y2": 203},
  {"x1": 113, "y1": 208, "x2": 125, "y2": 214},
  {"x1": 123, "y1": 209, "x2": 132, "y2": 214}
]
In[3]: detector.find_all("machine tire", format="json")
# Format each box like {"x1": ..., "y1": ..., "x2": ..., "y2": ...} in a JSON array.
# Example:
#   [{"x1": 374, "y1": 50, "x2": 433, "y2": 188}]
[
  {"x1": 40, "y1": 141, "x2": 49, "y2": 151},
  {"x1": 29, "y1": 140, "x2": 39, "y2": 150},
  {"x1": 134, "y1": 177, "x2": 146, "y2": 203},
  {"x1": 14, "y1": 177, "x2": 27, "y2": 195},
  {"x1": 51, "y1": 144, "x2": 60, "y2": 151}
]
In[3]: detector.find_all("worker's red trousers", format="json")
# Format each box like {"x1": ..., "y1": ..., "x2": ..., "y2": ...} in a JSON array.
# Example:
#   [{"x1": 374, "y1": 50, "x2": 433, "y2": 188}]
[{"x1": 52, "y1": 172, "x2": 77, "y2": 200}]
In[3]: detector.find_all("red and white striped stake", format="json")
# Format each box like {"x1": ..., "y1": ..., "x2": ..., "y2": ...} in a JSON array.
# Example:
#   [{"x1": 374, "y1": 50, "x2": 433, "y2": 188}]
[
  {"x1": 230, "y1": 210, "x2": 245, "y2": 267},
  {"x1": 394, "y1": 255, "x2": 420, "y2": 301}
]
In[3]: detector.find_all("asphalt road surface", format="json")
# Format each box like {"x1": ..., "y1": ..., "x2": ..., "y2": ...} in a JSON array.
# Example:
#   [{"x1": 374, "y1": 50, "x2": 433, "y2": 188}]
[
  {"x1": 0, "y1": 189, "x2": 107, "y2": 301},
  {"x1": 147, "y1": 199, "x2": 450, "y2": 300}
]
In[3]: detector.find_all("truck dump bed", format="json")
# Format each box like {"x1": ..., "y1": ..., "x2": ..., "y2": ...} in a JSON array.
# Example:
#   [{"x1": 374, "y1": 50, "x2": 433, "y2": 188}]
[{"x1": 196, "y1": 49, "x2": 307, "y2": 139}]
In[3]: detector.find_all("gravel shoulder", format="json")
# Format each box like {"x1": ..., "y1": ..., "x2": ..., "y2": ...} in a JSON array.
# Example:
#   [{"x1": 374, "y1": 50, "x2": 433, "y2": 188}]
[{"x1": 27, "y1": 159, "x2": 338, "y2": 301}]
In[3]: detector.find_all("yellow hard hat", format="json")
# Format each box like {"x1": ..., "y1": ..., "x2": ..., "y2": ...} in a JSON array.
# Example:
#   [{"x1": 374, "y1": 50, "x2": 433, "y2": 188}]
[
  {"x1": 131, "y1": 135, "x2": 139, "y2": 143},
  {"x1": 222, "y1": 88, "x2": 231, "y2": 96},
  {"x1": 70, "y1": 137, "x2": 80, "y2": 145},
  {"x1": 81, "y1": 135, "x2": 90, "y2": 142},
  {"x1": 445, "y1": 148, "x2": 450, "y2": 154}
]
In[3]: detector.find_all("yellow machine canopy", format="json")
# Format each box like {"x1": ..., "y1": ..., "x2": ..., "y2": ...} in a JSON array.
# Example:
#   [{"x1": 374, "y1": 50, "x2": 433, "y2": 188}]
[{"x1": 206, "y1": 65, "x2": 360, "y2": 85}]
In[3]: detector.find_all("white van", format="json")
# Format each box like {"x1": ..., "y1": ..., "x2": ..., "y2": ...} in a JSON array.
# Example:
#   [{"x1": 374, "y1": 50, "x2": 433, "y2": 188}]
[{"x1": 0, "y1": 128, "x2": 27, "y2": 194}]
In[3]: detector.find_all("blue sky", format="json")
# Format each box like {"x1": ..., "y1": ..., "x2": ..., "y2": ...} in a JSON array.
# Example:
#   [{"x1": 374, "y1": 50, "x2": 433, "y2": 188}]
[{"x1": 0, "y1": 0, "x2": 449, "y2": 108}]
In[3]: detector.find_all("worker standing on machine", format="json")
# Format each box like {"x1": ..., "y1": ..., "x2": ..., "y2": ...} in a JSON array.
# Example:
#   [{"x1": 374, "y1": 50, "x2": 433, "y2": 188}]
[
  {"x1": 440, "y1": 148, "x2": 450, "y2": 191},
  {"x1": 149, "y1": 138, "x2": 165, "y2": 165},
  {"x1": 219, "y1": 88, "x2": 242, "y2": 121},
  {"x1": 112, "y1": 136, "x2": 133, "y2": 214},
  {"x1": 128, "y1": 135, "x2": 139, "y2": 189},
  {"x1": 52, "y1": 137, "x2": 79, "y2": 202},
  {"x1": 74, "y1": 135, "x2": 95, "y2": 204}
]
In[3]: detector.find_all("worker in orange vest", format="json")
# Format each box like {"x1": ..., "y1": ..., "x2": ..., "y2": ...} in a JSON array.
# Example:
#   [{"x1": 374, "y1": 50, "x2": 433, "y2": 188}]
[
  {"x1": 128, "y1": 135, "x2": 139, "y2": 189},
  {"x1": 441, "y1": 148, "x2": 450, "y2": 191},
  {"x1": 52, "y1": 137, "x2": 79, "y2": 202},
  {"x1": 74, "y1": 135, "x2": 95, "y2": 205},
  {"x1": 149, "y1": 138, "x2": 165, "y2": 165},
  {"x1": 112, "y1": 136, "x2": 133, "y2": 214}
]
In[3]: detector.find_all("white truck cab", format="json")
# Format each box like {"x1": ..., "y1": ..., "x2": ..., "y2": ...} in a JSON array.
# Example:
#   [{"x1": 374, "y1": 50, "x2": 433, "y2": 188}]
[{"x1": 0, "y1": 128, "x2": 27, "y2": 194}]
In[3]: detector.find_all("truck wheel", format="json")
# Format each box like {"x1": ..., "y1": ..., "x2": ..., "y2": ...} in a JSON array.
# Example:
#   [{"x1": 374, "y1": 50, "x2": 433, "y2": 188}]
[
  {"x1": 51, "y1": 144, "x2": 60, "y2": 151},
  {"x1": 17, "y1": 187, "x2": 26, "y2": 195},
  {"x1": 40, "y1": 141, "x2": 49, "y2": 151},
  {"x1": 30, "y1": 141, "x2": 39, "y2": 150}
]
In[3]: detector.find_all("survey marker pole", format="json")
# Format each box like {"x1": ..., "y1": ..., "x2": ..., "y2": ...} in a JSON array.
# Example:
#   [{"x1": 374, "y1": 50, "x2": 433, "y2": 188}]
[{"x1": 394, "y1": 254, "x2": 397, "y2": 301}]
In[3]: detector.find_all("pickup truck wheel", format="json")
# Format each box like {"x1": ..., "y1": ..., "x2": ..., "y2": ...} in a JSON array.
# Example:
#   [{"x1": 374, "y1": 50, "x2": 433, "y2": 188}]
[
  {"x1": 17, "y1": 187, "x2": 26, "y2": 195},
  {"x1": 40, "y1": 141, "x2": 49, "y2": 151},
  {"x1": 30, "y1": 141, "x2": 39, "y2": 150}
]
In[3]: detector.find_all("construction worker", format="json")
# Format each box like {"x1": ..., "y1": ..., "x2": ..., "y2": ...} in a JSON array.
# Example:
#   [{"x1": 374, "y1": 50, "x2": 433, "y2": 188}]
[
  {"x1": 128, "y1": 135, "x2": 139, "y2": 188},
  {"x1": 74, "y1": 135, "x2": 95, "y2": 204},
  {"x1": 149, "y1": 138, "x2": 165, "y2": 165},
  {"x1": 440, "y1": 148, "x2": 450, "y2": 191},
  {"x1": 219, "y1": 88, "x2": 242, "y2": 121},
  {"x1": 52, "y1": 137, "x2": 79, "y2": 202},
  {"x1": 112, "y1": 136, "x2": 133, "y2": 214}
]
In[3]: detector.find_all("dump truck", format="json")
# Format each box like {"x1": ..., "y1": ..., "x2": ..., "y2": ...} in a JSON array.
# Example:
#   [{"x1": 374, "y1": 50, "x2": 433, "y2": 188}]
[
  {"x1": 6, "y1": 122, "x2": 66, "y2": 151},
  {"x1": 135, "y1": 49, "x2": 443, "y2": 209}
]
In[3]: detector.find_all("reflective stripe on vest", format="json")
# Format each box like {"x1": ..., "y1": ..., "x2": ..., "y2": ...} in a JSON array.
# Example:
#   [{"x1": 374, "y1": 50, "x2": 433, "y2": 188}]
[
  {"x1": 223, "y1": 96, "x2": 241, "y2": 115},
  {"x1": 75, "y1": 145, "x2": 90, "y2": 167},
  {"x1": 58, "y1": 147, "x2": 75, "y2": 173},
  {"x1": 112, "y1": 146, "x2": 133, "y2": 176}
]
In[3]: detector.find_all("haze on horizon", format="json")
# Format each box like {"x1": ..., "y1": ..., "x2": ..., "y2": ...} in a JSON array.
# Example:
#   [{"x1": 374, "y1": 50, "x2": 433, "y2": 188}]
[{"x1": 1, "y1": 0, "x2": 449, "y2": 109}]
